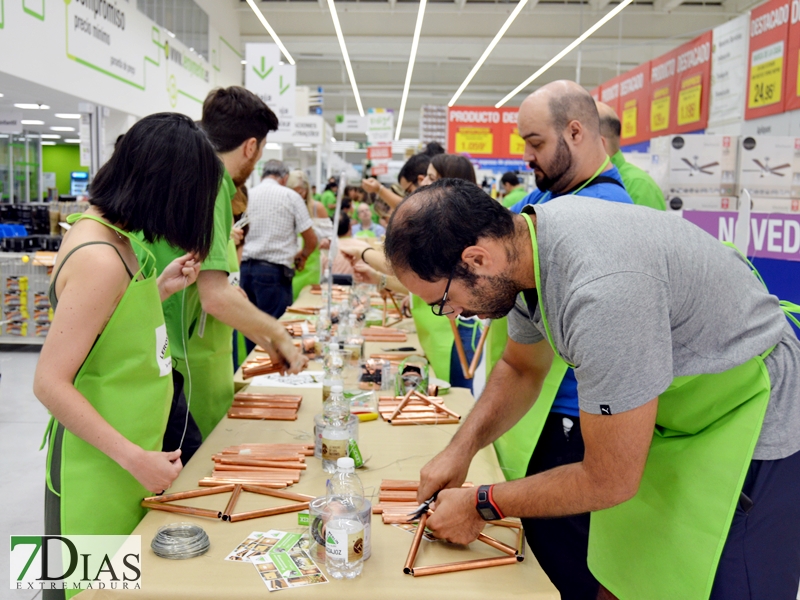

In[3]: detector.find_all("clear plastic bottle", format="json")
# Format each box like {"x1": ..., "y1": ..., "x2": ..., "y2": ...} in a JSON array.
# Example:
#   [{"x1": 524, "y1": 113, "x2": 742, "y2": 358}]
[
  {"x1": 325, "y1": 457, "x2": 365, "y2": 579},
  {"x1": 322, "y1": 342, "x2": 344, "y2": 402},
  {"x1": 343, "y1": 314, "x2": 364, "y2": 363},
  {"x1": 322, "y1": 385, "x2": 349, "y2": 473}
]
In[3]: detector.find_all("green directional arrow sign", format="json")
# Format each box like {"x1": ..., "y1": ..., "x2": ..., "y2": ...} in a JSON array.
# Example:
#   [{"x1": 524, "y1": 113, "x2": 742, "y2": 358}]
[
  {"x1": 279, "y1": 75, "x2": 291, "y2": 95},
  {"x1": 253, "y1": 56, "x2": 273, "y2": 80}
]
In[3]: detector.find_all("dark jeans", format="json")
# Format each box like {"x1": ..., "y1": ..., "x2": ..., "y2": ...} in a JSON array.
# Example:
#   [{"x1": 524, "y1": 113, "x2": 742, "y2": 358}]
[
  {"x1": 521, "y1": 411, "x2": 599, "y2": 600},
  {"x1": 449, "y1": 321, "x2": 476, "y2": 391},
  {"x1": 161, "y1": 369, "x2": 202, "y2": 465},
  {"x1": 241, "y1": 259, "x2": 293, "y2": 353}
]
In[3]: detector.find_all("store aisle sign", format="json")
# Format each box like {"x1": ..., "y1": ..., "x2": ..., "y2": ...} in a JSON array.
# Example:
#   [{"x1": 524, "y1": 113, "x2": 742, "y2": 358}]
[
  {"x1": 447, "y1": 107, "x2": 521, "y2": 159},
  {"x1": 746, "y1": 0, "x2": 791, "y2": 119},
  {"x1": 709, "y1": 14, "x2": 750, "y2": 125},
  {"x1": 335, "y1": 114, "x2": 368, "y2": 134},
  {"x1": 650, "y1": 52, "x2": 678, "y2": 135},
  {"x1": 683, "y1": 210, "x2": 800, "y2": 261},
  {"x1": 367, "y1": 145, "x2": 392, "y2": 160},
  {"x1": 0, "y1": 111, "x2": 23, "y2": 134},
  {"x1": 367, "y1": 111, "x2": 394, "y2": 144},
  {"x1": 245, "y1": 43, "x2": 297, "y2": 133},
  {"x1": 618, "y1": 63, "x2": 651, "y2": 145},
  {"x1": 673, "y1": 31, "x2": 713, "y2": 133},
  {"x1": 784, "y1": 0, "x2": 800, "y2": 111},
  {"x1": 269, "y1": 116, "x2": 324, "y2": 145}
]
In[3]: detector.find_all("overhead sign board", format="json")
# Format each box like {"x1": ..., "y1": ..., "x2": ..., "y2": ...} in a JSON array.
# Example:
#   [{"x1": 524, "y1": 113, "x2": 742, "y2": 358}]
[
  {"x1": 673, "y1": 31, "x2": 713, "y2": 133},
  {"x1": 784, "y1": 0, "x2": 800, "y2": 111},
  {"x1": 446, "y1": 107, "x2": 522, "y2": 159},
  {"x1": 245, "y1": 43, "x2": 297, "y2": 133},
  {"x1": 709, "y1": 14, "x2": 750, "y2": 125},
  {"x1": 745, "y1": 0, "x2": 791, "y2": 120},
  {"x1": 618, "y1": 62, "x2": 651, "y2": 146},
  {"x1": 269, "y1": 116, "x2": 325, "y2": 145},
  {"x1": 0, "y1": 111, "x2": 23, "y2": 134}
]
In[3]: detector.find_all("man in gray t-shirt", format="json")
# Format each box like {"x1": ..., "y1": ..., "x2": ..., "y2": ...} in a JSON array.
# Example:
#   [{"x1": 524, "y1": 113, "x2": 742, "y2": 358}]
[{"x1": 384, "y1": 178, "x2": 800, "y2": 600}]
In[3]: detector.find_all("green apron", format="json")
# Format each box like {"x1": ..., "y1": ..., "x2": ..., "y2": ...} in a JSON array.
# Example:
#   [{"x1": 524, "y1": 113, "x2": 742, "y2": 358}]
[
  {"x1": 292, "y1": 239, "x2": 321, "y2": 301},
  {"x1": 44, "y1": 215, "x2": 172, "y2": 570},
  {"x1": 521, "y1": 212, "x2": 783, "y2": 599},
  {"x1": 179, "y1": 239, "x2": 237, "y2": 439},
  {"x1": 410, "y1": 293, "x2": 454, "y2": 383},
  {"x1": 493, "y1": 159, "x2": 611, "y2": 480}
]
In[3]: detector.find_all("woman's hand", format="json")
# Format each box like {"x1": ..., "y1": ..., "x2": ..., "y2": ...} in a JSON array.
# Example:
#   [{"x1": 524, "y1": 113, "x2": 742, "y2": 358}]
[
  {"x1": 361, "y1": 178, "x2": 381, "y2": 194},
  {"x1": 158, "y1": 254, "x2": 201, "y2": 301},
  {"x1": 230, "y1": 227, "x2": 244, "y2": 246},
  {"x1": 354, "y1": 262, "x2": 380, "y2": 285},
  {"x1": 124, "y1": 448, "x2": 183, "y2": 493}
]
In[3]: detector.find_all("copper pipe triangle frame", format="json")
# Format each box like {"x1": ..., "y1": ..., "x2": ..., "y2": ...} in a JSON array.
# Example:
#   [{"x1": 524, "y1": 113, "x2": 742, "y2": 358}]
[
  {"x1": 382, "y1": 389, "x2": 461, "y2": 425},
  {"x1": 449, "y1": 319, "x2": 492, "y2": 381},
  {"x1": 382, "y1": 289, "x2": 404, "y2": 328},
  {"x1": 142, "y1": 484, "x2": 313, "y2": 523},
  {"x1": 403, "y1": 512, "x2": 525, "y2": 577}
]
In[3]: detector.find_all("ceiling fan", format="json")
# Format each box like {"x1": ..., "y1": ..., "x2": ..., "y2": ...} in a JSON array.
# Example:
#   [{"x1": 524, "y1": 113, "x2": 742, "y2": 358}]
[
  {"x1": 674, "y1": 156, "x2": 719, "y2": 176},
  {"x1": 742, "y1": 158, "x2": 791, "y2": 178}
]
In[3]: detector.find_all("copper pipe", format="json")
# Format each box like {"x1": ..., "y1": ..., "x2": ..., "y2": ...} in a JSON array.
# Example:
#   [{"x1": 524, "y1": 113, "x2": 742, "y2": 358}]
[
  {"x1": 234, "y1": 393, "x2": 303, "y2": 402},
  {"x1": 372, "y1": 502, "x2": 420, "y2": 514},
  {"x1": 241, "y1": 485, "x2": 315, "y2": 502},
  {"x1": 213, "y1": 466, "x2": 303, "y2": 479},
  {"x1": 199, "y1": 478, "x2": 287, "y2": 488},
  {"x1": 228, "y1": 501, "x2": 310, "y2": 523},
  {"x1": 390, "y1": 417, "x2": 461, "y2": 426},
  {"x1": 467, "y1": 321, "x2": 491, "y2": 378},
  {"x1": 230, "y1": 443, "x2": 314, "y2": 451},
  {"x1": 388, "y1": 387, "x2": 416, "y2": 421},
  {"x1": 141, "y1": 501, "x2": 221, "y2": 520},
  {"x1": 379, "y1": 490, "x2": 419, "y2": 502},
  {"x1": 216, "y1": 457, "x2": 307, "y2": 470},
  {"x1": 477, "y1": 532, "x2": 517, "y2": 556},
  {"x1": 380, "y1": 480, "x2": 422, "y2": 491},
  {"x1": 449, "y1": 318, "x2": 472, "y2": 379},
  {"x1": 411, "y1": 390, "x2": 461, "y2": 419},
  {"x1": 411, "y1": 555, "x2": 519, "y2": 577},
  {"x1": 486, "y1": 518, "x2": 523, "y2": 529},
  {"x1": 212, "y1": 470, "x2": 300, "y2": 483},
  {"x1": 221, "y1": 484, "x2": 243, "y2": 521},
  {"x1": 227, "y1": 408, "x2": 298, "y2": 421},
  {"x1": 142, "y1": 484, "x2": 234, "y2": 503},
  {"x1": 403, "y1": 512, "x2": 428, "y2": 574}
]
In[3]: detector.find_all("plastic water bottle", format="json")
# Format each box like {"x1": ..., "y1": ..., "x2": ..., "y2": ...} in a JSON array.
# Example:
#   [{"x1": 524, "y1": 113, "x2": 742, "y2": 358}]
[
  {"x1": 322, "y1": 385, "x2": 349, "y2": 473},
  {"x1": 325, "y1": 457, "x2": 365, "y2": 579}
]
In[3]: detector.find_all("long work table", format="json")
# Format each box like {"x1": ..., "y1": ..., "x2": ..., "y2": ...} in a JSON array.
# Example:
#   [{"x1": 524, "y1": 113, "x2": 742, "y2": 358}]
[{"x1": 81, "y1": 287, "x2": 559, "y2": 599}]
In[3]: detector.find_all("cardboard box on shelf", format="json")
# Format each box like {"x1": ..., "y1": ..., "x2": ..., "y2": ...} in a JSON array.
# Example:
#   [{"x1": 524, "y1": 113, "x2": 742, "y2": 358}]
[
  {"x1": 652, "y1": 134, "x2": 738, "y2": 196},
  {"x1": 737, "y1": 137, "x2": 800, "y2": 198},
  {"x1": 750, "y1": 197, "x2": 800, "y2": 214},
  {"x1": 666, "y1": 195, "x2": 738, "y2": 212}
]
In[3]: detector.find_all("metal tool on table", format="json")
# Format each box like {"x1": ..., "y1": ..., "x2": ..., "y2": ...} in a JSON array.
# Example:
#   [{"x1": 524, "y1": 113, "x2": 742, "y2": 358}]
[{"x1": 407, "y1": 491, "x2": 438, "y2": 522}]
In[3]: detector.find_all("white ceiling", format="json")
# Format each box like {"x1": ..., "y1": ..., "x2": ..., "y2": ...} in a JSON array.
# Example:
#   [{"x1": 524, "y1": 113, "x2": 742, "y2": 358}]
[{"x1": 237, "y1": 0, "x2": 762, "y2": 138}]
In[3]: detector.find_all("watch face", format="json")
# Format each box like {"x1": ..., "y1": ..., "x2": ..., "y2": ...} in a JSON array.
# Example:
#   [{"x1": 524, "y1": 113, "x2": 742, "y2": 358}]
[
  {"x1": 477, "y1": 490, "x2": 489, "y2": 503},
  {"x1": 478, "y1": 507, "x2": 497, "y2": 521}
]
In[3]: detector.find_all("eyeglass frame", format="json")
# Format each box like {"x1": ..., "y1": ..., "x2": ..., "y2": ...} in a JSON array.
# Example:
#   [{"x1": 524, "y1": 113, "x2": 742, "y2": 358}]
[{"x1": 431, "y1": 272, "x2": 455, "y2": 316}]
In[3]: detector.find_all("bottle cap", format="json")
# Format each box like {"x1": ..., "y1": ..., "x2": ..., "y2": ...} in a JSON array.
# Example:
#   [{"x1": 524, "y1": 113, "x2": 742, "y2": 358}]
[
  {"x1": 331, "y1": 384, "x2": 344, "y2": 393},
  {"x1": 337, "y1": 457, "x2": 355, "y2": 471}
]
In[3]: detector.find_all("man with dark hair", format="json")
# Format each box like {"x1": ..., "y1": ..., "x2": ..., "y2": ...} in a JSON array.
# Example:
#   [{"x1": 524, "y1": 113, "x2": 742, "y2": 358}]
[
  {"x1": 140, "y1": 87, "x2": 306, "y2": 444},
  {"x1": 499, "y1": 172, "x2": 525, "y2": 208},
  {"x1": 362, "y1": 152, "x2": 430, "y2": 209},
  {"x1": 241, "y1": 159, "x2": 317, "y2": 344},
  {"x1": 497, "y1": 79, "x2": 635, "y2": 599},
  {"x1": 387, "y1": 179, "x2": 800, "y2": 600},
  {"x1": 596, "y1": 101, "x2": 666, "y2": 211}
]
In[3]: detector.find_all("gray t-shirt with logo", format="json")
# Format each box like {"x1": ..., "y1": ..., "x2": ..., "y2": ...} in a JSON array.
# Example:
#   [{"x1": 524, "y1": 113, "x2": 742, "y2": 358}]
[{"x1": 507, "y1": 197, "x2": 800, "y2": 460}]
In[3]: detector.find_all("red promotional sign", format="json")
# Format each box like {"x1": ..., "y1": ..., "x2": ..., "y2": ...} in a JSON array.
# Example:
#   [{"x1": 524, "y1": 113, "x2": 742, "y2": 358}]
[
  {"x1": 590, "y1": 86, "x2": 601, "y2": 102},
  {"x1": 784, "y1": 0, "x2": 800, "y2": 111},
  {"x1": 446, "y1": 106, "x2": 523, "y2": 159},
  {"x1": 745, "y1": 0, "x2": 791, "y2": 119},
  {"x1": 672, "y1": 31, "x2": 713, "y2": 133},
  {"x1": 367, "y1": 144, "x2": 392, "y2": 160},
  {"x1": 617, "y1": 62, "x2": 651, "y2": 146},
  {"x1": 649, "y1": 50, "x2": 678, "y2": 136},
  {"x1": 599, "y1": 75, "x2": 623, "y2": 116}
]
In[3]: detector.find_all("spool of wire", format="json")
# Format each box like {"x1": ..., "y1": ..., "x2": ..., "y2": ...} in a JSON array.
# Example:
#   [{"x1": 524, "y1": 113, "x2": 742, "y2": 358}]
[{"x1": 151, "y1": 523, "x2": 210, "y2": 560}]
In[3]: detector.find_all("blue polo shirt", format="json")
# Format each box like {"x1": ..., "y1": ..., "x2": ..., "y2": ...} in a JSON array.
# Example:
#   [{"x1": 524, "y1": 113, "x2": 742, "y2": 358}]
[{"x1": 510, "y1": 165, "x2": 633, "y2": 417}]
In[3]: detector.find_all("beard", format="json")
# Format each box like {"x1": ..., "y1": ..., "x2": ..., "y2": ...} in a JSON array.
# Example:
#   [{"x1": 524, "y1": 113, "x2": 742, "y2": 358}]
[
  {"x1": 458, "y1": 273, "x2": 521, "y2": 320},
  {"x1": 231, "y1": 153, "x2": 260, "y2": 186},
  {"x1": 530, "y1": 136, "x2": 573, "y2": 193}
]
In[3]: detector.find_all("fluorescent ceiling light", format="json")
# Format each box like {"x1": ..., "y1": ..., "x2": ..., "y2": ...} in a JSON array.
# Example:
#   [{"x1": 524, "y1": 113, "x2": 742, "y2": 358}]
[
  {"x1": 449, "y1": 0, "x2": 528, "y2": 107},
  {"x1": 395, "y1": 0, "x2": 428, "y2": 141},
  {"x1": 65, "y1": 139, "x2": 81, "y2": 143},
  {"x1": 241, "y1": 60, "x2": 247, "y2": 65},
  {"x1": 244, "y1": 0, "x2": 295, "y2": 65},
  {"x1": 15, "y1": 103, "x2": 49, "y2": 110},
  {"x1": 0, "y1": 93, "x2": 4, "y2": 98},
  {"x1": 166, "y1": 29, "x2": 176, "y2": 38},
  {"x1": 50, "y1": 126, "x2": 75, "y2": 132},
  {"x1": 21, "y1": 120, "x2": 44, "y2": 125},
  {"x1": 41, "y1": 141, "x2": 56, "y2": 146},
  {"x1": 265, "y1": 142, "x2": 281, "y2": 150},
  {"x1": 40, "y1": 134, "x2": 60, "y2": 139},
  {"x1": 496, "y1": 0, "x2": 634, "y2": 107},
  {"x1": 326, "y1": 0, "x2": 364, "y2": 117},
  {"x1": 55, "y1": 113, "x2": 81, "y2": 119}
]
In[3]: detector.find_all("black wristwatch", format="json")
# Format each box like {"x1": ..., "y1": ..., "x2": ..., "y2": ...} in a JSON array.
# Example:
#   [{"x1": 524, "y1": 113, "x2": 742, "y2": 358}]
[{"x1": 475, "y1": 484, "x2": 504, "y2": 521}]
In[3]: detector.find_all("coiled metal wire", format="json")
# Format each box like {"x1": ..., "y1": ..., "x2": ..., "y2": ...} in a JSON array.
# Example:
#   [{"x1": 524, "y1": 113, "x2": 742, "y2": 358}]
[{"x1": 151, "y1": 523, "x2": 210, "y2": 560}]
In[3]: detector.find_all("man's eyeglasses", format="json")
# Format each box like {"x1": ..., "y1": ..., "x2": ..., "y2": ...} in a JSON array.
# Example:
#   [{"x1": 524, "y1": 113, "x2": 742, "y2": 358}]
[
  {"x1": 401, "y1": 180, "x2": 415, "y2": 196},
  {"x1": 431, "y1": 273, "x2": 454, "y2": 316}
]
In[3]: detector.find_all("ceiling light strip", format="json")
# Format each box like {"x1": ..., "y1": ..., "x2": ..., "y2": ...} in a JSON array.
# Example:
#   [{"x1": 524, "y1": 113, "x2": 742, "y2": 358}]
[
  {"x1": 448, "y1": 0, "x2": 528, "y2": 107},
  {"x1": 244, "y1": 0, "x2": 296, "y2": 65},
  {"x1": 495, "y1": 0, "x2": 634, "y2": 108},
  {"x1": 327, "y1": 0, "x2": 364, "y2": 117},
  {"x1": 395, "y1": 0, "x2": 428, "y2": 140}
]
